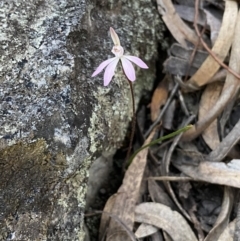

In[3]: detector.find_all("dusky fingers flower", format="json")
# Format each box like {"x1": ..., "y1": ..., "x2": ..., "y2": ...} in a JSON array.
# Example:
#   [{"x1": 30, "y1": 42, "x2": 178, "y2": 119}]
[{"x1": 91, "y1": 27, "x2": 148, "y2": 86}]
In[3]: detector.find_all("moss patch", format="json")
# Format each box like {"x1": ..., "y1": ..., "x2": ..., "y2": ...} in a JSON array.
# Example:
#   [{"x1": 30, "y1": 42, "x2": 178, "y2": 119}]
[{"x1": 0, "y1": 140, "x2": 65, "y2": 230}]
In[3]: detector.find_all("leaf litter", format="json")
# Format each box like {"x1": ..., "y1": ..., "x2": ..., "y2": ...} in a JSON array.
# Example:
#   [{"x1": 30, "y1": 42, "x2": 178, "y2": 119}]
[{"x1": 86, "y1": 0, "x2": 240, "y2": 240}]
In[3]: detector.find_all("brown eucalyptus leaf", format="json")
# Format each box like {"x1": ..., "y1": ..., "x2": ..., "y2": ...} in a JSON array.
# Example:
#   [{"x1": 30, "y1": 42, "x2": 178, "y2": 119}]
[
  {"x1": 135, "y1": 202, "x2": 198, "y2": 241},
  {"x1": 156, "y1": 0, "x2": 199, "y2": 48},
  {"x1": 181, "y1": 5, "x2": 240, "y2": 141},
  {"x1": 173, "y1": 158, "x2": 240, "y2": 189},
  {"x1": 163, "y1": 232, "x2": 174, "y2": 241},
  {"x1": 218, "y1": 219, "x2": 235, "y2": 241},
  {"x1": 150, "y1": 76, "x2": 168, "y2": 122},
  {"x1": 152, "y1": 231, "x2": 165, "y2": 241},
  {"x1": 175, "y1": 4, "x2": 206, "y2": 27},
  {"x1": 148, "y1": 179, "x2": 176, "y2": 209},
  {"x1": 207, "y1": 117, "x2": 240, "y2": 162},
  {"x1": 187, "y1": 0, "x2": 238, "y2": 87},
  {"x1": 96, "y1": 210, "x2": 137, "y2": 241},
  {"x1": 164, "y1": 57, "x2": 198, "y2": 76},
  {"x1": 105, "y1": 130, "x2": 155, "y2": 241},
  {"x1": 170, "y1": 43, "x2": 208, "y2": 68},
  {"x1": 199, "y1": 82, "x2": 223, "y2": 150},
  {"x1": 204, "y1": 187, "x2": 234, "y2": 241},
  {"x1": 203, "y1": 7, "x2": 222, "y2": 44},
  {"x1": 99, "y1": 194, "x2": 117, "y2": 241},
  {"x1": 135, "y1": 223, "x2": 158, "y2": 239}
]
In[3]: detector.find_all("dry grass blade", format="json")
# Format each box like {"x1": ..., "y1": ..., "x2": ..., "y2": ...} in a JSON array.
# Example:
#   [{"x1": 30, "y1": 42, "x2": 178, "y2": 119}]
[
  {"x1": 199, "y1": 82, "x2": 223, "y2": 150},
  {"x1": 182, "y1": 7, "x2": 240, "y2": 141},
  {"x1": 135, "y1": 202, "x2": 198, "y2": 241},
  {"x1": 104, "y1": 130, "x2": 156, "y2": 241},
  {"x1": 187, "y1": 0, "x2": 238, "y2": 87},
  {"x1": 172, "y1": 158, "x2": 240, "y2": 189},
  {"x1": 156, "y1": 0, "x2": 199, "y2": 48},
  {"x1": 204, "y1": 187, "x2": 234, "y2": 241}
]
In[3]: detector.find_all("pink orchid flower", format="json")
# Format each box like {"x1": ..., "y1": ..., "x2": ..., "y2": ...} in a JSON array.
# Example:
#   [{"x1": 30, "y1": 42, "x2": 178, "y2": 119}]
[{"x1": 92, "y1": 27, "x2": 148, "y2": 86}]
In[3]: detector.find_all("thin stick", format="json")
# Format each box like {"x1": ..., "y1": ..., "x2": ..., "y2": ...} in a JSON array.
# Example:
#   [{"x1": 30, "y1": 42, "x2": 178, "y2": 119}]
[
  {"x1": 148, "y1": 176, "x2": 192, "y2": 181},
  {"x1": 125, "y1": 80, "x2": 136, "y2": 163}
]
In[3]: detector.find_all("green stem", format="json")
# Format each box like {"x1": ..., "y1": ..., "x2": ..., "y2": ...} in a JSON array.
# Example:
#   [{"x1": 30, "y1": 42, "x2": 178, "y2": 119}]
[{"x1": 127, "y1": 125, "x2": 192, "y2": 166}]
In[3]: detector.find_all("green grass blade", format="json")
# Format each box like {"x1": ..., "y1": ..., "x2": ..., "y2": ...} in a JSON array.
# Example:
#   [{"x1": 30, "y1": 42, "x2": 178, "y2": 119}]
[{"x1": 127, "y1": 125, "x2": 192, "y2": 166}]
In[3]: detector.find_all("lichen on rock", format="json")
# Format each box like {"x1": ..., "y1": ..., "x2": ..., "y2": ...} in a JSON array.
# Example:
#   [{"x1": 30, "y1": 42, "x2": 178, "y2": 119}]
[{"x1": 0, "y1": 0, "x2": 165, "y2": 240}]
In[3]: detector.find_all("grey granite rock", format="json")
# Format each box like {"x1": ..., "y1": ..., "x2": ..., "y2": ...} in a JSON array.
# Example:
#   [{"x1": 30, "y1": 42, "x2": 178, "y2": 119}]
[{"x1": 0, "y1": 0, "x2": 165, "y2": 240}]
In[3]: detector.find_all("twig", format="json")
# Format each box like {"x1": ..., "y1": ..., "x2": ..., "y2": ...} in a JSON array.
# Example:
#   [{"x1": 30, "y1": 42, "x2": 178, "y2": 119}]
[
  {"x1": 177, "y1": 89, "x2": 189, "y2": 116},
  {"x1": 183, "y1": 22, "x2": 206, "y2": 82},
  {"x1": 148, "y1": 176, "x2": 192, "y2": 181}
]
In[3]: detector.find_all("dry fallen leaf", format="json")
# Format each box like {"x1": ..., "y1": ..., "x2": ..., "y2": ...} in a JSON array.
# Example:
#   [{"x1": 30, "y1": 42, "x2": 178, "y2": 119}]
[
  {"x1": 173, "y1": 158, "x2": 240, "y2": 189},
  {"x1": 153, "y1": 231, "x2": 166, "y2": 241},
  {"x1": 148, "y1": 179, "x2": 176, "y2": 209},
  {"x1": 163, "y1": 232, "x2": 174, "y2": 241},
  {"x1": 203, "y1": 6, "x2": 222, "y2": 44},
  {"x1": 207, "y1": 117, "x2": 240, "y2": 162},
  {"x1": 204, "y1": 187, "x2": 234, "y2": 241},
  {"x1": 218, "y1": 219, "x2": 235, "y2": 241},
  {"x1": 135, "y1": 223, "x2": 158, "y2": 239},
  {"x1": 199, "y1": 82, "x2": 223, "y2": 150},
  {"x1": 156, "y1": 0, "x2": 199, "y2": 48},
  {"x1": 170, "y1": 43, "x2": 208, "y2": 68},
  {"x1": 149, "y1": 76, "x2": 168, "y2": 122},
  {"x1": 99, "y1": 194, "x2": 117, "y2": 241},
  {"x1": 187, "y1": 0, "x2": 238, "y2": 87},
  {"x1": 175, "y1": 4, "x2": 206, "y2": 28},
  {"x1": 102, "y1": 130, "x2": 155, "y2": 241},
  {"x1": 164, "y1": 56, "x2": 199, "y2": 77},
  {"x1": 135, "y1": 202, "x2": 198, "y2": 241},
  {"x1": 181, "y1": 6, "x2": 240, "y2": 141}
]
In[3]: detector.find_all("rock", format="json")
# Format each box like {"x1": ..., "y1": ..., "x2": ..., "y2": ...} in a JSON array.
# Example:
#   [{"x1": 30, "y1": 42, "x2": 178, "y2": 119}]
[{"x1": 0, "y1": 0, "x2": 165, "y2": 240}]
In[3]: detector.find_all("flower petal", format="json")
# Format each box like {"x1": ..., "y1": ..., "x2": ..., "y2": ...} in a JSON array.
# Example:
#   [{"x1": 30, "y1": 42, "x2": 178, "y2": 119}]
[
  {"x1": 121, "y1": 57, "x2": 136, "y2": 81},
  {"x1": 92, "y1": 57, "x2": 117, "y2": 77},
  {"x1": 110, "y1": 27, "x2": 121, "y2": 46},
  {"x1": 104, "y1": 58, "x2": 119, "y2": 86},
  {"x1": 124, "y1": 56, "x2": 148, "y2": 69}
]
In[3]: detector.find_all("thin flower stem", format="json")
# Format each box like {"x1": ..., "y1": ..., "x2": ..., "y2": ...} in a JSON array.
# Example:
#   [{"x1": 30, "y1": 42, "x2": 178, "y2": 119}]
[{"x1": 125, "y1": 80, "x2": 136, "y2": 165}]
